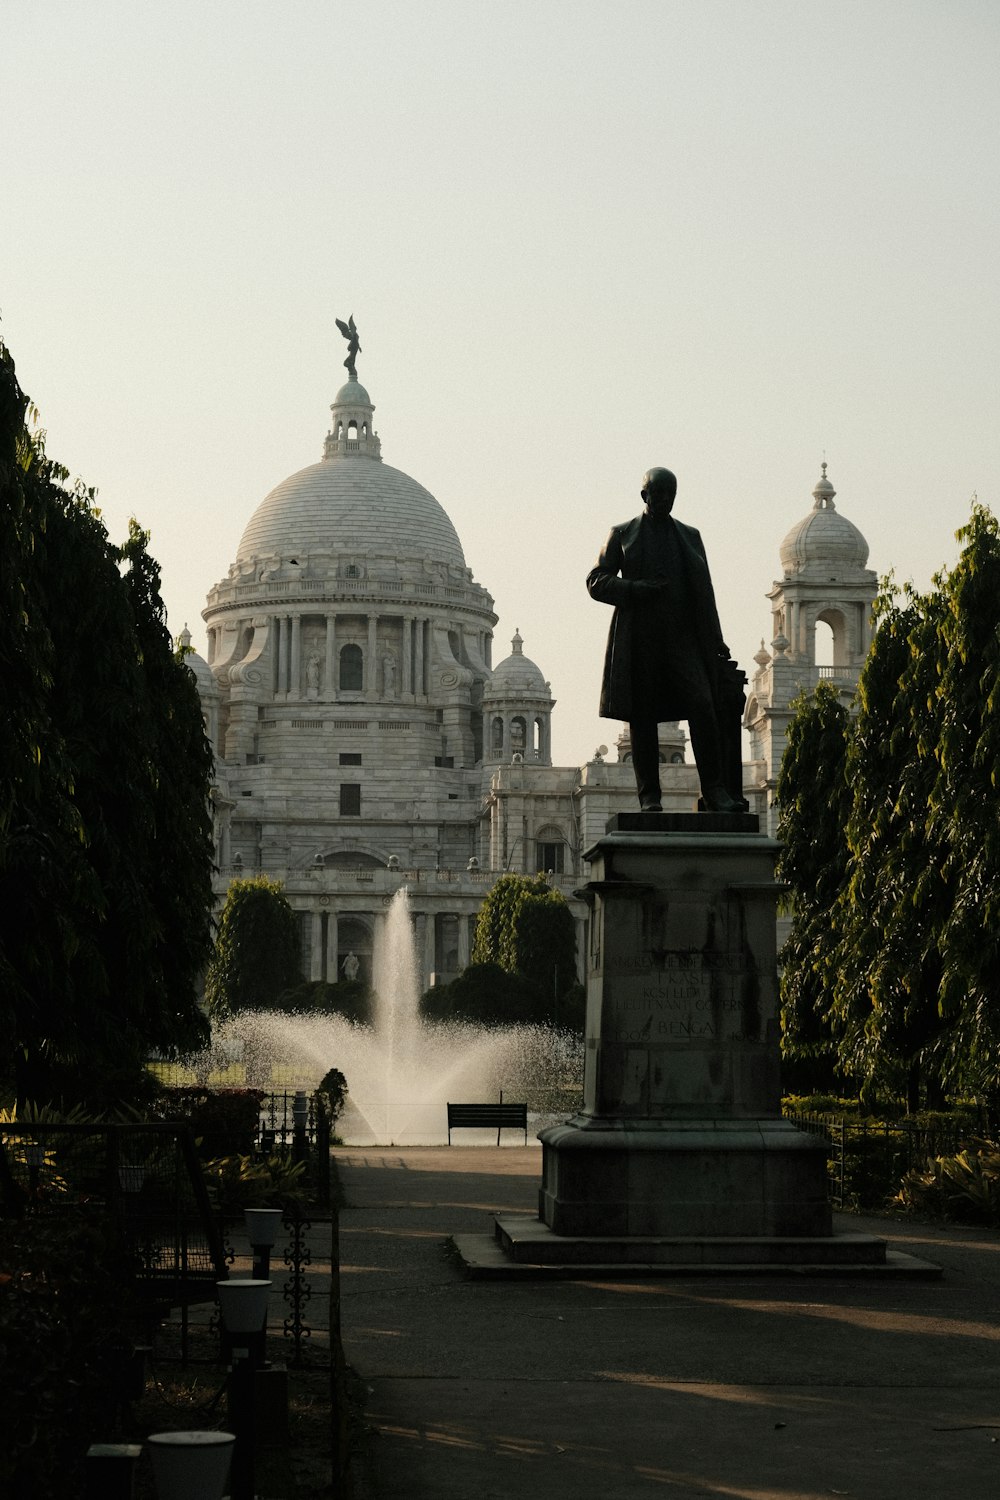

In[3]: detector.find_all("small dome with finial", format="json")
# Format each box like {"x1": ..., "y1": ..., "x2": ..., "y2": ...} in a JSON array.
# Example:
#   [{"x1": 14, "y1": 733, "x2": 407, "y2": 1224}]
[
  {"x1": 485, "y1": 630, "x2": 550, "y2": 699},
  {"x1": 778, "y1": 464, "x2": 870, "y2": 577},
  {"x1": 176, "y1": 625, "x2": 219, "y2": 697}
]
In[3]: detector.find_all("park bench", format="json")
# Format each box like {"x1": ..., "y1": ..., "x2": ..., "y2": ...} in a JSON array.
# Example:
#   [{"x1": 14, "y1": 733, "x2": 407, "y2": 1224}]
[{"x1": 446, "y1": 1101, "x2": 528, "y2": 1146}]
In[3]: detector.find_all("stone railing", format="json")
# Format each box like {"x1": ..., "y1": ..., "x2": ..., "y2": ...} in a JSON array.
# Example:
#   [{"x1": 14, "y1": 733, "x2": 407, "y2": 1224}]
[
  {"x1": 214, "y1": 864, "x2": 578, "y2": 896},
  {"x1": 209, "y1": 574, "x2": 490, "y2": 613}
]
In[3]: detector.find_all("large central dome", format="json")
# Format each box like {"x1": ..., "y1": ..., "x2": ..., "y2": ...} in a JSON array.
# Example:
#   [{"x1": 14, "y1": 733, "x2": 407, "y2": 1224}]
[
  {"x1": 237, "y1": 457, "x2": 466, "y2": 570},
  {"x1": 235, "y1": 375, "x2": 466, "y2": 572}
]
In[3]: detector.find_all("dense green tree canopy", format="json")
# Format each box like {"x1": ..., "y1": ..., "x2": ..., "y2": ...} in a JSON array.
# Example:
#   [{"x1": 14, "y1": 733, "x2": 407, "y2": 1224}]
[
  {"x1": 0, "y1": 338, "x2": 216, "y2": 1107},
  {"x1": 468, "y1": 873, "x2": 581, "y2": 1026},
  {"x1": 775, "y1": 682, "x2": 851, "y2": 1067},
  {"x1": 778, "y1": 504, "x2": 1000, "y2": 1108},
  {"x1": 204, "y1": 876, "x2": 303, "y2": 1017}
]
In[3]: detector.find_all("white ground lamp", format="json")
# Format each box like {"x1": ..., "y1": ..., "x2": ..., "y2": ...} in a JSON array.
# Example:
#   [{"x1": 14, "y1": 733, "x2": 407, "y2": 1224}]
[
  {"x1": 216, "y1": 1277, "x2": 271, "y2": 1368},
  {"x1": 244, "y1": 1206, "x2": 282, "y2": 1279},
  {"x1": 145, "y1": 1431, "x2": 235, "y2": 1500}
]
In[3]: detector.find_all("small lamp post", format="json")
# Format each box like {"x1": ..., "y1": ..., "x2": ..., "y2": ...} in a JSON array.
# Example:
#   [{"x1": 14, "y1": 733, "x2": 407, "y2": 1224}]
[
  {"x1": 216, "y1": 1278, "x2": 272, "y2": 1500},
  {"x1": 244, "y1": 1207, "x2": 282, "y2": 1280}
]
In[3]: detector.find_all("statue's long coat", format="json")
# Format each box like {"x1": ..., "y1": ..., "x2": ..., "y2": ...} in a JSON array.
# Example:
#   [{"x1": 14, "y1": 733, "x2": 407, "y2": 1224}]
[{"x1": 586, "y1": 512, "x2": 726, "y2": 722}]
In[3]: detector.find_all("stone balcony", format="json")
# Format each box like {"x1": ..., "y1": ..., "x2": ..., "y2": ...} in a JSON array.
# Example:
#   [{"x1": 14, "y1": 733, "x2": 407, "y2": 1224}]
[
  {"x1": 205, "y1": 571, "x2": 493, "y2": 615},
  {"x1": 212, "y1": 863, "x2": 581, "y2": 900}
]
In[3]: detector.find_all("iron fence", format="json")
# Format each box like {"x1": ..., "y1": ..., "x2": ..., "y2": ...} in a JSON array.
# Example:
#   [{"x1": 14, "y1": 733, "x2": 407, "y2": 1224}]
[
  {"x1": 786, "y1": 1111, "x2": 985, "y2": 1210},
  {"x1": 0, "y1": 1122, "x2": 227, "y2": 1308}
]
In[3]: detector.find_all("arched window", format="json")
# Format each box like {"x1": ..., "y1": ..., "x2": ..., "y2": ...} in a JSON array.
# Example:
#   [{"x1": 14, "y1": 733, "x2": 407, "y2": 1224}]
[
  {"x1": 815, "y1": 608, "x2": 848, "y2": 672},
  {"x1": 492, "y1": 716, "x2": 504, "y2": 751},
  {"x1": 340, "y1": 643, "x2": 363, "y2": 692},
  {"x1": 536, "y1": 825, "x2": 566, "y2": 876},
  {"x1": 347, "y1": 419, "x2": 358, "y2": 441}
]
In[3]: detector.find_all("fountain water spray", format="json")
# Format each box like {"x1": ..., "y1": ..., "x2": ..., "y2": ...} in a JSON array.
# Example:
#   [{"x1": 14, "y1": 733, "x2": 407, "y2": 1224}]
[{"x1": 192, "y1": 888, "x2": 580, "y2": 1144}]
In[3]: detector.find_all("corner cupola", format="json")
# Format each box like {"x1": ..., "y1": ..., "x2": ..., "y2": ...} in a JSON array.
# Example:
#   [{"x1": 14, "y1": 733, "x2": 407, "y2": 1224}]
[
  {"x1": 483, "y1": 629, "x2": 555, "y2": 764},
  {"x1": 778, "y1": 463, "x2": 870, "y2": 579}
]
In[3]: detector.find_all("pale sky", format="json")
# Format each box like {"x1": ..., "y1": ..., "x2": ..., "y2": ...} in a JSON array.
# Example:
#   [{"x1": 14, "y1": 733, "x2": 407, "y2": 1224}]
[{"x1": 3, "y1": 1, "x2": 998, "y2": 767}]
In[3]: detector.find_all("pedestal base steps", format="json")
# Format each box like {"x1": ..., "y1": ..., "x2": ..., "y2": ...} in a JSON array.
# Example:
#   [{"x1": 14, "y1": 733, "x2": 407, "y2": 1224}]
[
  {"x1": 449, "y1": 1220, "x2": 942, "y2": 1280},
  {"x1": 537, "y1": 1116, "x2": 831, "y2": 1238}
]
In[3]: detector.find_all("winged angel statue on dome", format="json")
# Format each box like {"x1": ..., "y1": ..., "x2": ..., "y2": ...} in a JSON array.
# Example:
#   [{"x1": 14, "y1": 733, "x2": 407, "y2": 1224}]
[{"x1": 336, "y1": 315, "x2": 361, "y2": 379}]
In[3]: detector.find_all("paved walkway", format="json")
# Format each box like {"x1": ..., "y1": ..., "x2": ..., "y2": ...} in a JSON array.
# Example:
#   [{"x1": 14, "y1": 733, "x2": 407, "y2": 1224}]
[{"x1": 335, "y1": 1143, "x2": 1000, "y2": 1500}]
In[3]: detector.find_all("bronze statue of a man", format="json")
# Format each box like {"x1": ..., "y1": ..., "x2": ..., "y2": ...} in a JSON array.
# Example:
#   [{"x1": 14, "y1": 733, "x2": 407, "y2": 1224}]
[{"x1": 587, "y1": 467, "x2": 747, "y2": 814}]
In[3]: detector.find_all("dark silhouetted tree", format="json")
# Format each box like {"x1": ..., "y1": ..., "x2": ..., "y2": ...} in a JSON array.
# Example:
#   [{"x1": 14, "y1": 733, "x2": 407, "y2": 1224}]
[{"x1": 0, "y1": 337, "x2": 215, "y2": 1108}]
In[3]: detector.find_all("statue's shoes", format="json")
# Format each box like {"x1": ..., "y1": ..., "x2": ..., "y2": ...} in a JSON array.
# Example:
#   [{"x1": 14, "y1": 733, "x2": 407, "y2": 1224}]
[
  {"x1": 639, "y1": 800, "x2": 663, "y2": 812},
  {"x1": 702, "y1": 787, "x2": 746, "y2": 815}
]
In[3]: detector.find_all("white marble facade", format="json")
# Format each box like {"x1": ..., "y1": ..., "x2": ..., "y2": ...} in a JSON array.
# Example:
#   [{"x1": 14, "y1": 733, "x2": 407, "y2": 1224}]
[
  {"x1": 189, "y1": 367, "x2": 874, "y2": 989},
  {"x1": 743, "y1": 465, "x2": 877, "y2": 835}
]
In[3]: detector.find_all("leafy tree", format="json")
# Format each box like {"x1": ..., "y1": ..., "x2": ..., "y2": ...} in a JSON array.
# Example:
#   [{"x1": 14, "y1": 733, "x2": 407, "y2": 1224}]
[
  {"x1": 779, "y1": 505, "x2": 1000, "y2": 1112},
  {"x1": 0, "y1": 337, "x2": 215, "y2": 1108},
  {"x1": 204, "y1": 876, "x2": 303, "y2": 1017},
  {"x1": 470, "y1": 874, "x2": 579, "y2": 1024},
  {"x1": 420, "y1": 962, "x2": 540, "y2": 1026},
  {"x1": 833, "y1": 583, "x2": 951, "y2": 1107},
  {"x1": 775, "y1": 682, "x2": 852, "y2": 1077}
]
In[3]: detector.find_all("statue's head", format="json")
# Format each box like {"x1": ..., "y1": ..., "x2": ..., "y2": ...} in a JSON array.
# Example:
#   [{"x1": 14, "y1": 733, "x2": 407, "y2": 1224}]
[{"x1": 641, "y1": 467, "x2": 677, "y2": 515}]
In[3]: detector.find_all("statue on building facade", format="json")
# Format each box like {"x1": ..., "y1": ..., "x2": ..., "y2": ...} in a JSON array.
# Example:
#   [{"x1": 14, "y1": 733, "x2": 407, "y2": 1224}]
[
  {"x1": 587, "y1": 466, "x2": 748, "y2": 814},
  {"x1": 335, "y1": 315, "x2": 361, "y2": 380},
  {"x1": 341, "y1": 951, "x2": 360, "y2": 982}
]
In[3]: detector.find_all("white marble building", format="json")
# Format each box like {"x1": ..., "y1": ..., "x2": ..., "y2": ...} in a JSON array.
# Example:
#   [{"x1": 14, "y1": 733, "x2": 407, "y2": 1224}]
[
  {"x1": 743, "y1": 464, "x2": 877, "y2": 835},
  {"x1": 187, "y1": 360, "x2": 874, "y2": 989}
]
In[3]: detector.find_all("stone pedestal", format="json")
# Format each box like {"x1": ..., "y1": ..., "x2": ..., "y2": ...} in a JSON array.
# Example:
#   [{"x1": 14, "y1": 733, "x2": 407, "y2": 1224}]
[
  {"x1": 536, "y1": 812, "x2": 833, "y2": 1248},
  {"x1": 468, "y1": 811, "x2": 906, "y2": 1275}
]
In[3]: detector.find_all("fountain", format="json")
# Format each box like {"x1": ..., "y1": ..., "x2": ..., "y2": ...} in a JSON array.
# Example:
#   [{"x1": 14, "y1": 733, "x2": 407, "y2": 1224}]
[{"x1": 190, "y1": 889, "x2": 581, "y2": 1145}]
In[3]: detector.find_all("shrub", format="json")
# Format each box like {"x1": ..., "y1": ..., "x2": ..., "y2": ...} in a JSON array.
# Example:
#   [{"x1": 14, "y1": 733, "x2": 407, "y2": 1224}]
[
  {"x1": 0, "y1": 1211, "x2": 141, "y2": 1496},
  {"x1": 897, "y1": 1145, "x2": 1000, "y2": 1225},
  {"x1": 201, "y1": 1148, "x2": 308, "y2": 1214},
  {"x1": 147, "y1": 1088, "x2": 264, "y2": 1156},
  {"x1": 317, "y1": 1068, "x2": 348, "y2": 1124}
]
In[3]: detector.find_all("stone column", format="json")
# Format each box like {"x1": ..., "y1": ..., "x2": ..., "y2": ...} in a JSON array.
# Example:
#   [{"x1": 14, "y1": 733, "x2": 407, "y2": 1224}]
[
  {"x1": 419, "y1": 912, "x2": 437, "y2": 989},
  {"x1": 325, "y1": 615, "x2": 337, "y2": 700},
  {"x1": 271, "y1": 616, "x2": 281, "y2": 695},
  {"x1": 402, "y1": 616, "x2": 413, "y2": 696},
  {"x1": 282, "y1": 615, "x2": 292, "y2": 696},
  {"x1": 309, "y1": 909, "x2": 324, "y2": 981},
  {"x1": 325, "y1": 909, "x2": 338, "y2": 981},
  {"x1": 290, "y1": 616, "x2": 302, "y2": 698},
  {"x1": 457, "y1": 911, "x2": 471, "y2": 970},
  {"x1": 366, "y1": 614, "x2": 378, "y2": 700},
  {"x1": 414, "y1": 618, "x2": 425, "y2": 699}
]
